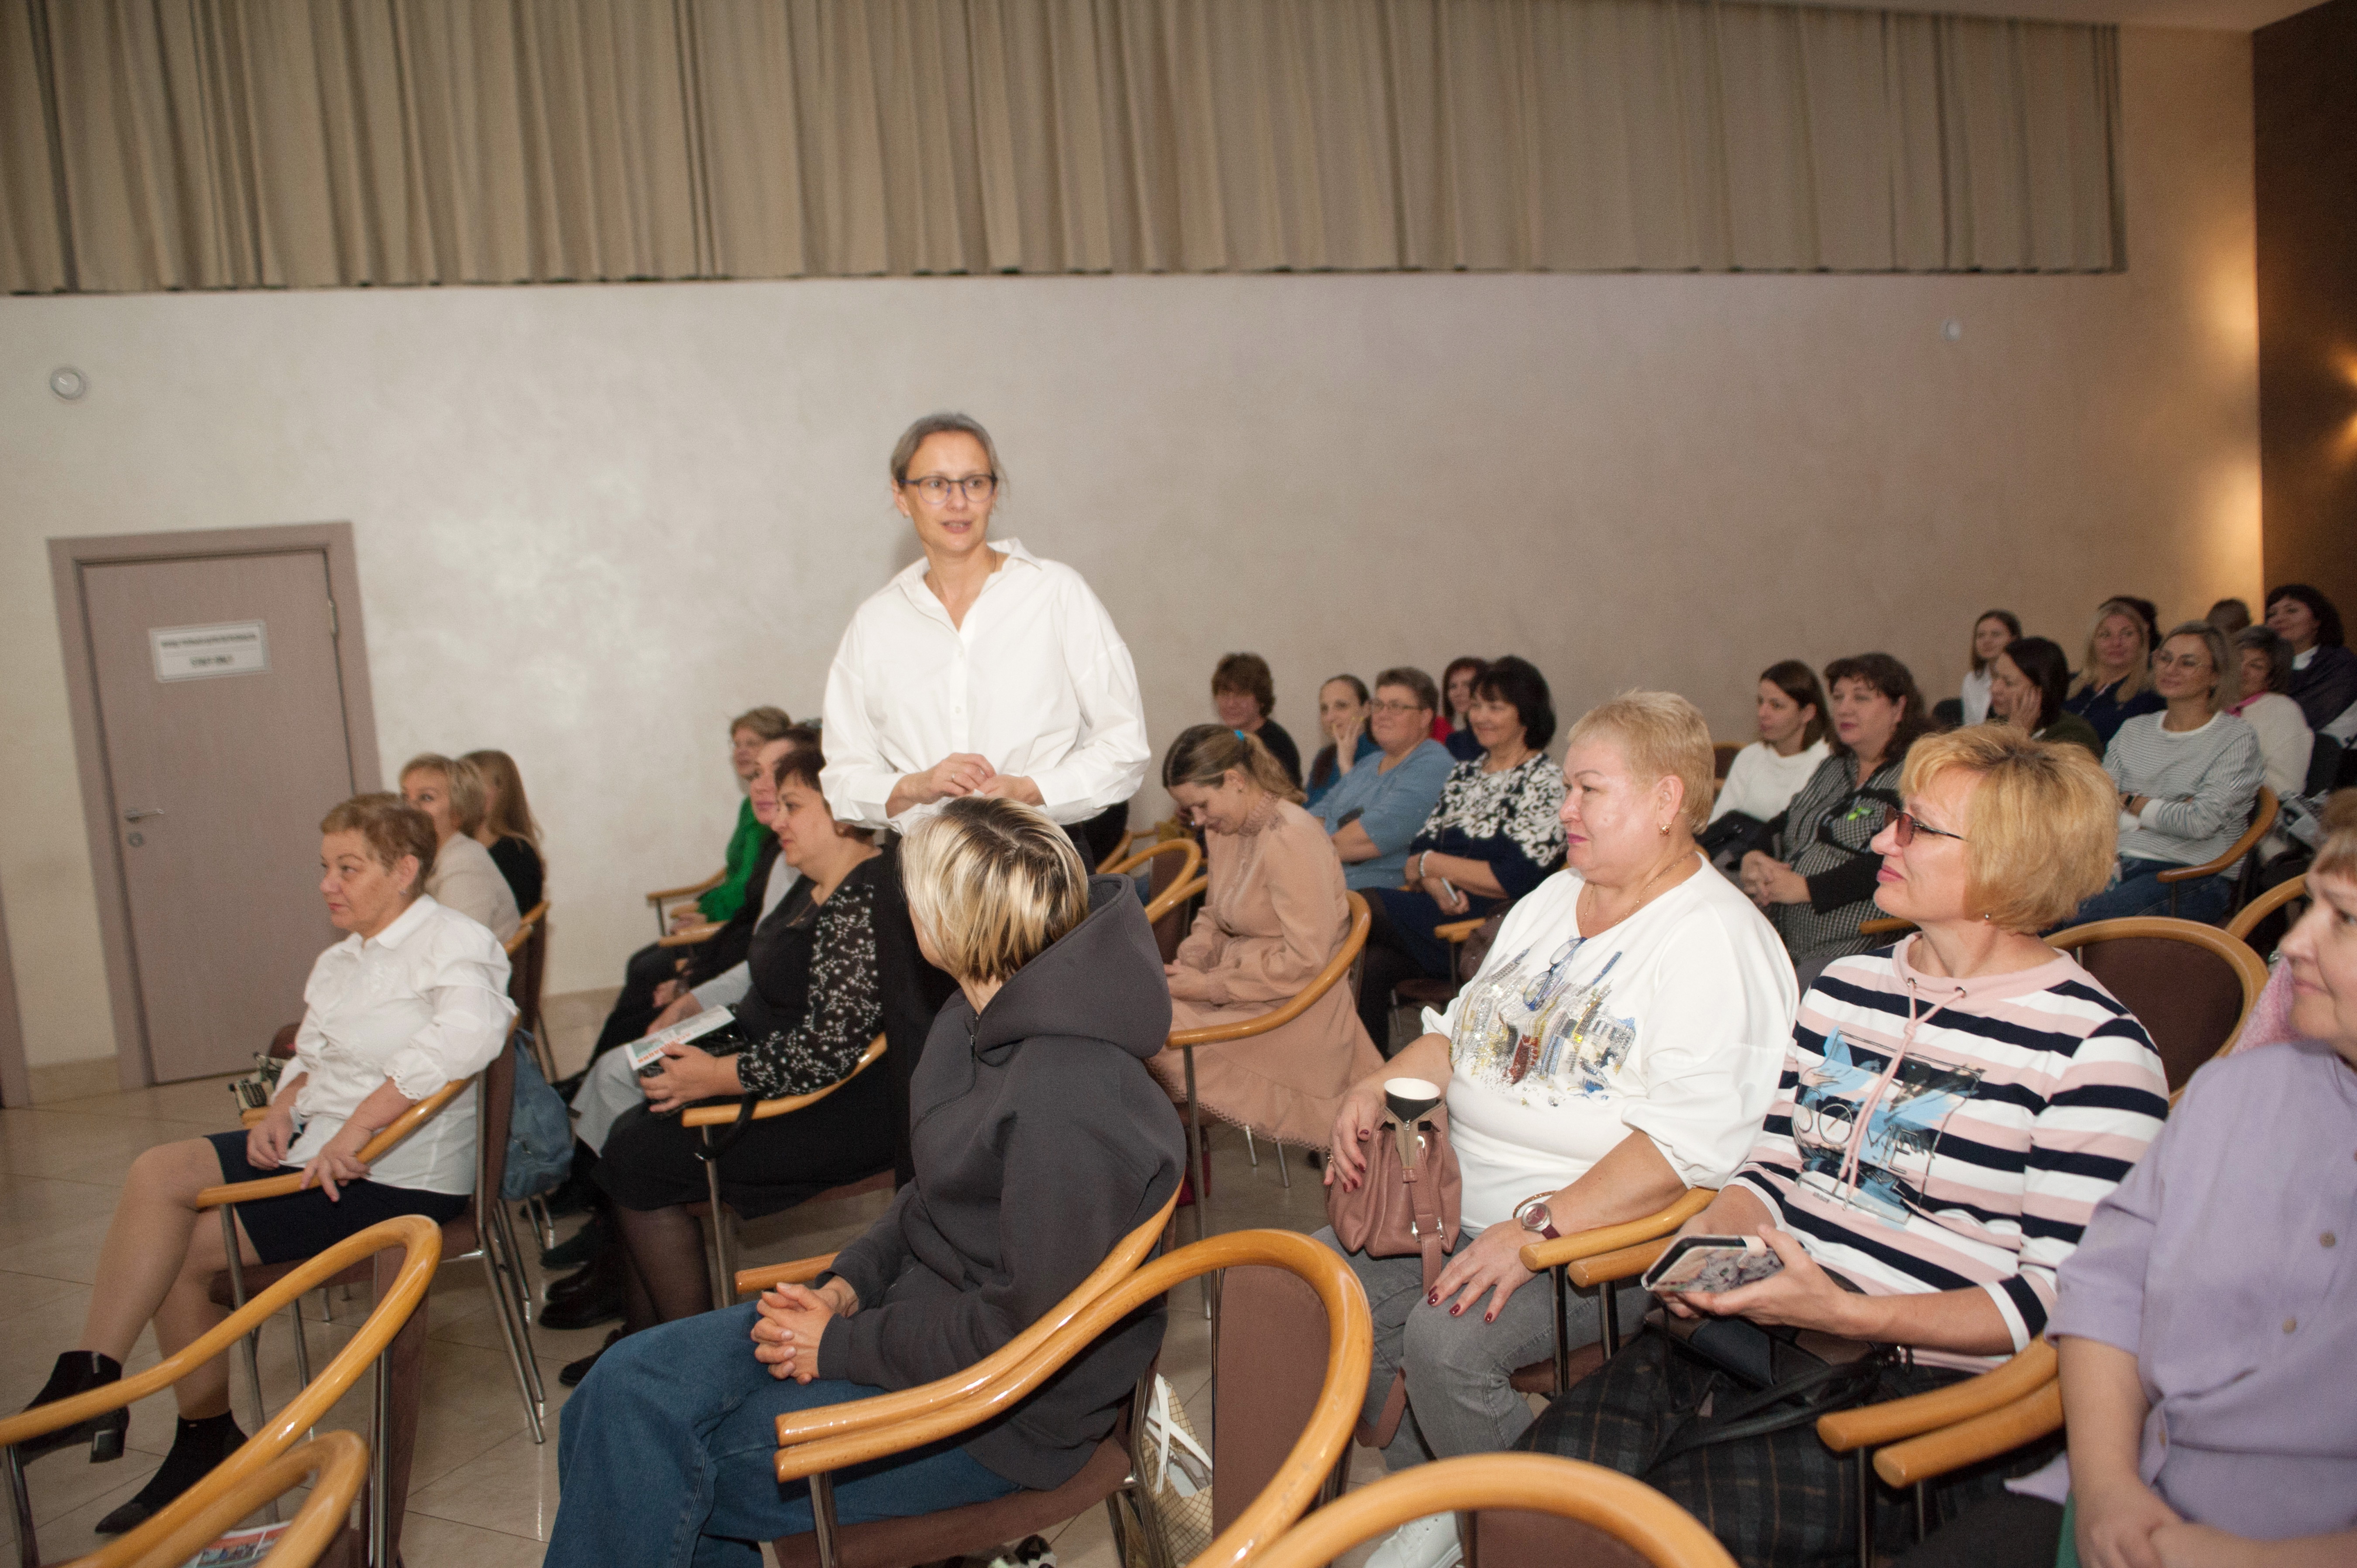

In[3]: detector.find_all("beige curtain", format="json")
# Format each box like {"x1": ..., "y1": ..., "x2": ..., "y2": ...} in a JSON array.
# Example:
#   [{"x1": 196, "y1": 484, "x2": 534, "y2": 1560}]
[{"x1": 1, "y1": 0, "x2": 2123, "y2": 293}]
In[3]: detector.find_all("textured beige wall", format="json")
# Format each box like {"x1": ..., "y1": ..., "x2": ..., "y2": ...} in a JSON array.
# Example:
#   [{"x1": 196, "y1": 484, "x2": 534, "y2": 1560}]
[{"x1": 0, "y1": 25, "x2": 2256, "y2": 1074}]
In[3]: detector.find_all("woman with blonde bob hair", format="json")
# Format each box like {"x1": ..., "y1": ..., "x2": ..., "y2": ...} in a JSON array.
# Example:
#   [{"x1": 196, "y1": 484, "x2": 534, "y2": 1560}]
[
  {"x1": 1328, "y1": 691, "x2": 1796, "y2": 1568},
  {"x1": 399, "y1": 752, "x2": 520, "y2": 940},
  {"x1": 548, "y1": 796, "x2": 1184, "y2": 1565},
  {"x1": 1527, "y1": 726, "x2": 2169, "y2": 1568},
  {"x1": 1150, "y1": 724, "x2": 1382, "y2": 1154}
]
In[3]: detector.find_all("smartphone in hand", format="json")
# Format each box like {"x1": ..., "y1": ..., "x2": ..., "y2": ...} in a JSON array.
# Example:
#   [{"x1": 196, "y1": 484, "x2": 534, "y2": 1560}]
[{"x1": 1641, "y1": 1235, "x2": 1784, "y2": 1295}]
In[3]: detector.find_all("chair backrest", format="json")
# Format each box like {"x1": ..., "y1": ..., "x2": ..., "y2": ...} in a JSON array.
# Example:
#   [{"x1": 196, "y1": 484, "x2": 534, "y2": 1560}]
[
  {"x1": 2225, "y1": 871, "x2": 2307, "y2": 946},
  {"x1": 1144, "y1": 843, "x2": 1201, "y2": 963},
  {"x1": 475, "y1": 1020, "x2": 522, "y2": 1209},
  {"x1": 1712, "y1": 741, "x2": 1740, "y2": 780},
  {"x1": 1244, "y1": 1452, "x2": 1734, "y2": 1568},
  {"x1": 505, "y1": 899, "x2": 550, "y2": 1036},
  {"x1": 2305, "y1": 734, "x2": 2343, "y2": 798},
  {"x1": 1456, "y1": 909, "x2": 1506, "y2": 983},
  {"x1": 2044, "y1": 917, "x2": 2266, "y2": 1091}
]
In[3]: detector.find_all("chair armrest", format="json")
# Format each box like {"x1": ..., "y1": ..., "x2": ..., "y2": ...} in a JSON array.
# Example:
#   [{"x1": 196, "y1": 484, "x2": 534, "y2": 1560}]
[
  {"x1": 2225, "y1": 871, "x2": 2306, "y2": 941},
  {"x1": 658, "y1": 920, "x2": 723, "y2": 949},
  {"x1": 680, "y1": 1037, "x2": 887, "y2": 1129},
  {"x1": 1105, "y1": 837, "x2": 1203, "y2": 886},
  {"x1": 238, "y1": 1106, "x2": 269, "y2": 1129},
  {"x1": 734, "y1": 1253, "x2": 840, "y2": 1297},
  {"x1": 1519, "y1": 1188, "x2": 1716, "y2": 1273},
  {"x1": 1166, "y1": 893, "x2": 1371, "y2": 1050},
  {"x1": 1816, "y1": 1340, "x2": 2057, "y2": 1452},
  {"x1": 0, "y1": 1215, "x2": 440, "y2": 1454},
  {"x1": 194, "y1": 1076, "x2": 474, "y2": 1209},
  {"x1": 1859, "y1": 917, "x2": 1917, "y2": 937},
  {"x1": 2157, "y1": 788, "x2": 2277, "y2": 882},
  {"x1": 762, "y1": 1191, "x2": 1181, "y2": 1450},
  {"x1": 647, "y1": 871, "x2": 726, "y2": 906},
  {"x1": 82, "y1": 1430, "x2": 371, "y2": 1568},
  {"x1": 1143, "y1": 872, "x2": 1209, "y2": 926},
  {"x1": 1433, "y1": 916, "x2": 1484, "y2": 945},
  {"x1": 1566, "y1": 1239, "x2": 1673, "y2": 1289},
  {"x1": 1873, "y1": 1380, "x2": 2063, "y2": 1489}
]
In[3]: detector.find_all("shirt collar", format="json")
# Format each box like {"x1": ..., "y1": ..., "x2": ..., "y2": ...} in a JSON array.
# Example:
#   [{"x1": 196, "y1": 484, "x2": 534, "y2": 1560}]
[
  {"x1": 364, "y1": 894, "x2": 440, "y2": 952},
  {"x1": 890, "y1": 537, "x2": 1041, "y2": 602}
]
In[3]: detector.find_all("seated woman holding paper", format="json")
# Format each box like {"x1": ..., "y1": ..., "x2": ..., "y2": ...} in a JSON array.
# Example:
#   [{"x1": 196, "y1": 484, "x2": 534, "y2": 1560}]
[
  {"x1": 1150, "y1": 724, "x2": 1384, "y2": 1150},
  {"x1": 17, "y1": 794, "x2": 511, "y2": 1534},
  {"x1": 1321, "y1": 692, "x2": 1795, "y2": 1568},
  {"x1": 1522, "y1": 727, "x2": 2169, "y2": 1568},
  {"x1": 551, "y1": 738, "x2": 896, "y2": 1375},
  {"x1": 545, "y1": 797, "x2": 1185, "y2": 1566}
]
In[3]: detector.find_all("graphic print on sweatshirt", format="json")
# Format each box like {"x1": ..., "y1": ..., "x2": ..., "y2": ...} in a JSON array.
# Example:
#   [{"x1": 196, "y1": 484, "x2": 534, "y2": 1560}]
[
  {"x1": 1790, "y1": 1029, "x2": 1984, "y2": 1225},
  {"x1": 1450, "y1": 935, "x2": 1639, "y2": 1105}
]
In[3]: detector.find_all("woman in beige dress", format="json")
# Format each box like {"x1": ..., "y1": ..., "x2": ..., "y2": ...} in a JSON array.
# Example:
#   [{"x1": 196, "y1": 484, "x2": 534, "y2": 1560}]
[{"x1": 1150, "y1": 725, "x2": 1384, "y2": 1149}]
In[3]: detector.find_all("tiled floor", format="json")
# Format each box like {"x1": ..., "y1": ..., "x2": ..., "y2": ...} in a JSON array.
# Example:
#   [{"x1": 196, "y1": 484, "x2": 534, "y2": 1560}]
[{"x1": 1, "y1": 991, "x2": 1390, "y2": 1566}]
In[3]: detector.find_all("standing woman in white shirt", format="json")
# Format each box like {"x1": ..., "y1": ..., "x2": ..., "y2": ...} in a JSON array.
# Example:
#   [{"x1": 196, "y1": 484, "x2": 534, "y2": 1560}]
[
  {"x1": 1707, "y1": 659, "x2": 1831, "y2": 837},
  {"x1": 16, "y1": 794, "x2": 513, "y2": 1533},
  {"x1": 821, "y1": 412, "x2": 1151, "y2": 1182},
  {"x1": 1958, "y1": 609, "x2": 2021, "y2": 726}
]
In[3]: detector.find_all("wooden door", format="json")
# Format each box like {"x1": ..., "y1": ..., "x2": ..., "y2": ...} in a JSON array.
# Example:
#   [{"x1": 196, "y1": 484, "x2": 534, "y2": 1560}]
[{"x1": 81, "y1": 551, "x2": 360, "y2": 1081}]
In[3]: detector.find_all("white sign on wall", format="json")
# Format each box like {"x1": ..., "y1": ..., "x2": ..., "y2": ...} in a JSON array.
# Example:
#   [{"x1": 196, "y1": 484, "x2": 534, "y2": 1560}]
[{"x1": 151, "y1": 621, "x2": 271, "y2": 682}]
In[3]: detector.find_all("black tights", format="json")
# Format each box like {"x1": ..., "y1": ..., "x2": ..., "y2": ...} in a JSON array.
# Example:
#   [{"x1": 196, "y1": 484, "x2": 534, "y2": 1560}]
[
  {"x1": 1355, "y1": 896, "x2": 1428, "y2": 1057},
  {"x1": 612, "y1": 1203, "x2": 714, "y2": 1334}
]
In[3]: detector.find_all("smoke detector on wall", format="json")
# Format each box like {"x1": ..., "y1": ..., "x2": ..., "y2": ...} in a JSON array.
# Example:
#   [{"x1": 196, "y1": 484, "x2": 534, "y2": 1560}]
[{"x1": 50, "y1": 367, "x2": 87, "y2": 400}]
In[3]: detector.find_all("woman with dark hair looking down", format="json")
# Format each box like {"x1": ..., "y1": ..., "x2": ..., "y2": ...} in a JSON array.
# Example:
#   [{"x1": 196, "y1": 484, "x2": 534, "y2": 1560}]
[{"x1": 1987, "y1": 636, "x2": 2104, "y2": 758}]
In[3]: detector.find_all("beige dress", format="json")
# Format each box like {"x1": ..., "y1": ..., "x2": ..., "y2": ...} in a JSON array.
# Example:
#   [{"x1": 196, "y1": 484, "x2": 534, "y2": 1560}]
[{"x1": 1149, "y1": 795, "x2": 1384, "y2": 1149}]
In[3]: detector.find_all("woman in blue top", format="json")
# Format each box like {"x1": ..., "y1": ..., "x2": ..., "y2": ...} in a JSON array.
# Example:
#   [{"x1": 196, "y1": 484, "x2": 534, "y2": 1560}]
[
  {"x1": 1354, "y1": 657, "x2": 1568, "y2": 1053},
  {"x1": 2063, "y1": 599, "x2": 2166, "y2": 748}
]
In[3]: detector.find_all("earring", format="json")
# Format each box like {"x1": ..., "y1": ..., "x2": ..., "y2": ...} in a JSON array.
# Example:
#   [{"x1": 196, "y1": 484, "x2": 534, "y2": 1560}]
[{"x1": 1660, "y1": 822, "x2": 1671, "y2": 834}]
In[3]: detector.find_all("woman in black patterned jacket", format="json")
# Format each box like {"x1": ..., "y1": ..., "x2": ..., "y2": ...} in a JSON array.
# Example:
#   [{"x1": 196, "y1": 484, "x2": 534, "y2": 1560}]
[{"x1": 583, "y1": 741, "x2": 896, "y2": 1374}]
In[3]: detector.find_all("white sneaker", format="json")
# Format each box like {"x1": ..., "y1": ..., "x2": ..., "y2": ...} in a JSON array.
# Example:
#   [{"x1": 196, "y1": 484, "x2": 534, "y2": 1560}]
[{"x1": 1363, "y1": 1510, "x2": 1462, "y2": 1568}]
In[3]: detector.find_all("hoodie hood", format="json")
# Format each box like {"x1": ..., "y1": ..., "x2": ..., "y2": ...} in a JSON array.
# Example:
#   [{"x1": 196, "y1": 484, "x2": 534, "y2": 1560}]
[{"x1": 969, "y1": 874, "x2": 1172, "y2": 1062}]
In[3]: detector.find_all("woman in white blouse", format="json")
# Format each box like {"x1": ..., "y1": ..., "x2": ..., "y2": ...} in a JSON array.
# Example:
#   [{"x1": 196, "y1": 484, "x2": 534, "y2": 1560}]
[
  {"x1": 1323, "y1": 692, "x2": 1794, "y2": 1568},
  {"x1": 400, "y1": 752, "x2": 522, "y2": 942},
  {"x1": 821, "y1": 411, "x2": 1150, "y2": 1181},
  {"x1": 1958, "y1": 609, "x2": 2021, "y2": 726},
  {"x1": 1707, "y1": 660, "x2": 1831, "y2": 832},
  {"x1": 17, "y1": 794, "x2": 513, "y2": 1534}
]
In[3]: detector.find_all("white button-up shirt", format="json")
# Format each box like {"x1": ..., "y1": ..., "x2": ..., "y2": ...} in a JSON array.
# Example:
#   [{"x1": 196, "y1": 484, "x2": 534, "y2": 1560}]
[
  {"x1": 285, "y1": 895, "x2": 516, "y2": 1195},
  {"x1": 820, "y1": 539, "x2": 1150, "y2": 828}
]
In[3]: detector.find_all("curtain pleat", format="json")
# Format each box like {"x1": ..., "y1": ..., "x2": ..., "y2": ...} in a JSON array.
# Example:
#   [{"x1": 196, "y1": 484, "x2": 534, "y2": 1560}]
[{"x1": 0, "y1": 0, "x2": 2125, "y2": 293}]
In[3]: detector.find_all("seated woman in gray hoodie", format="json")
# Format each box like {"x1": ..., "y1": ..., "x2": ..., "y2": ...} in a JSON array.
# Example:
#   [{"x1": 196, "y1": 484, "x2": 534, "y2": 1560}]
[{"x1": 545, "y1": 797, "x2": 1187, "y2": 1566}]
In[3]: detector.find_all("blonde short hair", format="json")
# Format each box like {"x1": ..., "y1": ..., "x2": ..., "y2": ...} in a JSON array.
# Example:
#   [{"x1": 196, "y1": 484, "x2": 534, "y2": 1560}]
[
  {"x1": 900, "y1": 797, "x2": 1090, "y2": 985},
  {"x1": 1899, "y1": 727, "x2": 2118, "y2": 931},
  {"x1": 399, "y1": 753, "x2": 487, "y2": 837},
  {"x1": 1561, "y1": 691, "x2": 1715, "y2": 837}
]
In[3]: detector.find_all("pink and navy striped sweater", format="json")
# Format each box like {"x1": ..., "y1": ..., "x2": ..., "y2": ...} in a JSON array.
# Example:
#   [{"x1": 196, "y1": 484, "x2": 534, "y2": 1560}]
[{"x1": 1727, "y1": 938, "x2": 2169, "y2": 1370}]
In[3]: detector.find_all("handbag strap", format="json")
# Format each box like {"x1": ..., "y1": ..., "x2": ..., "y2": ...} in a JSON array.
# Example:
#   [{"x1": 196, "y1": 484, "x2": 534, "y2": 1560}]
[
  {"x1": 1648, "y1": 1341, "x2": 1887, "y2": 1471},
  {"x1": 696, "y1": 1095, "x2": 760, "y2": 1161}
]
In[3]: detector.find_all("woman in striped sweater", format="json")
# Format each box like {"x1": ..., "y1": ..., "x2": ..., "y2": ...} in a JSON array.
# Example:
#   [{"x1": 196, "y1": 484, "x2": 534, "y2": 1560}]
[{"x1": 1525, "y1": 726, "x2": 2169, "y2": 1568}]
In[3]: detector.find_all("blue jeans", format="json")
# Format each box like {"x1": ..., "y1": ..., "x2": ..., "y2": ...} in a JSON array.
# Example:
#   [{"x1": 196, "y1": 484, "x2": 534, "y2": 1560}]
[
  {"x1": 2072, "y1": 856, "x2": 2233, "y2": 925},
  {"x1": 546, "y1": 1302, "x2": 1019, "y2": 1568}
]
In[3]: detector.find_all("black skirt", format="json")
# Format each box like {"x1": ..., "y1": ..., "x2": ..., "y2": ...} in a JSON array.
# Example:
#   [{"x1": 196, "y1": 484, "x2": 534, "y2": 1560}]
[
  {"x1": 207, "y1": 1132, "x2": 469, "y2": 1266},
  {"x1": 594, "y1": 1061, "x2": 894, "y2": 1219}
]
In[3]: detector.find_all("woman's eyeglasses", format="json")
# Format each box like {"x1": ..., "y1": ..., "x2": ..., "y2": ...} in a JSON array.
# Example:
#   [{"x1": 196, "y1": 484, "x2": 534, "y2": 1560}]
[
  {"x1": 905, "y1": 473, "x2": 997, "y2": 504},
  {"x1": 1886, "y1": 809, "x2": 1965, "y2": 847}
]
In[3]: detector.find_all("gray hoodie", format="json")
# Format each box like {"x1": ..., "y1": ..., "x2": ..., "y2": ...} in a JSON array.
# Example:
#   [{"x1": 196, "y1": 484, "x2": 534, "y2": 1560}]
[{"x1": 815, "y1": 874, "x2": 1186, "y2": 1489}]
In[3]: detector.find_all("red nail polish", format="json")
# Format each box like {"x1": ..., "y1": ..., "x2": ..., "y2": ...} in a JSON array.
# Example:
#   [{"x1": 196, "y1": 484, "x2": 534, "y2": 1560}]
[
  {"x1": 1427, "y1": 1291, "x2": 1439, "y2": 1305},
  {"x1": 1450, "y1": 1305, "x2": 1463, "y2": 1316}
]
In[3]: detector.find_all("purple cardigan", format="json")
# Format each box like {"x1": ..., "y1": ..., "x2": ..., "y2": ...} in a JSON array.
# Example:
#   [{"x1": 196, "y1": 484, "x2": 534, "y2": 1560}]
[{"x1": 2049, "y1": 1038, "x2": 2357, "y2": 1539}]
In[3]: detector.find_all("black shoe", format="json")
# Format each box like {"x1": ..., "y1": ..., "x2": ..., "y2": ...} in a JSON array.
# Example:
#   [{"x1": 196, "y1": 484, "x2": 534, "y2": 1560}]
[
  {"x1": 539, "y1": 1261, "x2": 625, "y2": 1331},
  {"x1": 541, "y1": 1216, "x2": 608, "y2": 1273},
  {"x1": 548, "y1": 1251, "x2": 618, "y2": 1303},
  {"x1": 95, "y1": 1412, "x2": 244, "y2": 1534},
  {"x1": 16, "y1": 1352, "x2": 128, "y2": 1462},
  {"x1": 559, "y1": 1329, "x2": 622, "y2": 1387}
]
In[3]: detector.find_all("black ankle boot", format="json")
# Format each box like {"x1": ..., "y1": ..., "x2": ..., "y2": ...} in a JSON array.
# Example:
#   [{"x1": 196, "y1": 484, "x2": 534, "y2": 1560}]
[
  {"x1": 95, "y1": 1411, "x2": 244, "y2": 1535},
  {"x1": 17, "y1": 1352, "x2": 128, "y2": 1462}
]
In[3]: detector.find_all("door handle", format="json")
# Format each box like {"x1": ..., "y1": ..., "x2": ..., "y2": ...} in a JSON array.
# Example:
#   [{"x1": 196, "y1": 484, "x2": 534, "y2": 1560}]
[{"x1": 123, "y1": 807, "x2": 166, "y2": 823}]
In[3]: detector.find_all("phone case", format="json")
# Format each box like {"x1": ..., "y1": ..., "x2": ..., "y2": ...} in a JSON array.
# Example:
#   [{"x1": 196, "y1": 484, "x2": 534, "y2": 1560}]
[{"x1": 1641, "y1": 1235, "x2": 1785, "y2": 1294}]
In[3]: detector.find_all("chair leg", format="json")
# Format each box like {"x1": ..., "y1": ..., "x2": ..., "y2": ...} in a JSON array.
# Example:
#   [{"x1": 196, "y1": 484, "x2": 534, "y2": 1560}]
[
  {"x1": 487, "y1": 1202, "x2": 547, "y2": 1410},
  {"x1": 1914, "y1": 1480, "x2": 1932, "y2": 1541},
  {"x1": 1182, "y1": 1047, "x2": 1212, "y2": 1319},
  {"x1": 221, "y1": 1208, "x2": 267, "y2": 1430},
  {"x1": 370, "y1": 1348, "x2": 395, "y2": 1568},
  {"x1": 1600, "y1": 1278, "x2": 1623, "y2": 1358},
  {"x1": 1275, "y1": 1137, "x2": 1290, "y2": 1189},
  {"x1": 289, "y1": 1291, "x2": 316, "y2": 1443},
  {"x1": 807, "y1": 1472, "x2": 841, "y2": 1568},
  {"x1": 1551, "y1": 1266, "x2": 1570, "y2": 1393},
  {"x1": 478, "y1": 1241, "x2": 546, "y2": 1443},
  {"x1": 1243, "y1": 1127, "x2": 1259, "y2": 1168},
  {"x1": 1856, "y1": 1449, "x2": 1876, "y2": 1568},
  {"x1": 702, "y1": 1138, "x2": 736, "y2": 1308},
  {"x1": 7, "y1": 1443, "x2": 39, "y2": 1568}
]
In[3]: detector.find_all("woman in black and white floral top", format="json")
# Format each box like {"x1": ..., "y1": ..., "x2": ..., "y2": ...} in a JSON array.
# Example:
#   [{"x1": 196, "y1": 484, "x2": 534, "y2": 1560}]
[
  {"x1": 584, "y1": 741, "x2": 896, "y2": 1370},
  {"x1": 1357, "y1": 656, "x2": 1569, "y2": 1050}
]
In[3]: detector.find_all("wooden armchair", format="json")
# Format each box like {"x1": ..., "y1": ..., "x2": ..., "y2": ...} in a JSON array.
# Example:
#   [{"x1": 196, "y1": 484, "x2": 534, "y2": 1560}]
[
  {"x1": 1509, "y1": 1188, "x2": 1719, "y2": 1396},
  {"x1": 504, "y1": 900, "x2": 553, "y2": 1080},
  {"x1": 1106, "y1": 837, "x2": 1207, "y2": 965},
  {"x1": 764, "y1": 1226, "x2": 1371, "y2": 1568},
  {"x1": 2224, "y1": 871, "x2": 2306, "y2": 947},
  {"x1": 647, "y1": 869, "x2": 725, "y2": 937},
  {"x1": 1251, "y1": 1451, "x2": 1735, "y2": 1568},
  {"x1": 2043, "y1": 916, "x2": 2267, "y2": 1091},
  {"x1": 0, "y1": 1216, "x2": 440, "y2": 1568},
  {"x1": 204, "y1": 1028, "x2": 543, "y2": 1448},
  {"x1": 2158, "y1": 786, "x2": 2277, "y2": 918},
  {"x1": 66, "y1": 1429, "x2": 370, "y2": 1568},
  {"x1": 1393, "y1": 911, "x2": 1504, "y2": 1016},
  {"x1": 1165, "y1": 892, "x2": 1370, "y2": 1243},
  {"x1": 1816, "y1": 1340, "x2": 2061, "y2": 1566},
  {"x1": 679, "y1": 1035, "x2": 893, "y2": 1304}
]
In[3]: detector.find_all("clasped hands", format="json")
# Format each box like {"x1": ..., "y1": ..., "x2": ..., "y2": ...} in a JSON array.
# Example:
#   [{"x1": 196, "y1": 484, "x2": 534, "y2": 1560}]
[
  {"x1": 908, "y1": 753, "x2": 1042, "y2": 808},
  {"x1": 1737, "y1": 850, "x2": 1808, "y2": 909},
  {"x1": 751, "y1": 1277, "x2": 859, "y2": 1383},
  {"x1": 246, "y1": 1106, "x2": 372, "y2": 1201}
]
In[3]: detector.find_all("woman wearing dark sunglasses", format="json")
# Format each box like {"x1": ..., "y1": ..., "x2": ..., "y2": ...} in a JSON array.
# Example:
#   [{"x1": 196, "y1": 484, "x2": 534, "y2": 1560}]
[{"x1": 1525, "y1": 726, "x2": 2168, "y2": 1568}]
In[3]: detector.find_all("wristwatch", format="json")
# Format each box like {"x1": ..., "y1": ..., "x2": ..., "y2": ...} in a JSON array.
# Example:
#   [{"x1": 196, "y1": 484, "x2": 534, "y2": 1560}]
[{"x1": 1514, "y1": 1194, "x2": 1560, "y2": 1241}]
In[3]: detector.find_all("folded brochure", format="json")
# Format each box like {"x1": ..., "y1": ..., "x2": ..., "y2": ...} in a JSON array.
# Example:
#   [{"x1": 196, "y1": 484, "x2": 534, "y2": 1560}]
[
  {"x1": 183, "y1": 1522, "x2": 289, "y2": 1567},
  {"x1": 626, "y1": 1006, "x2": 735, "y2": 1071}
]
